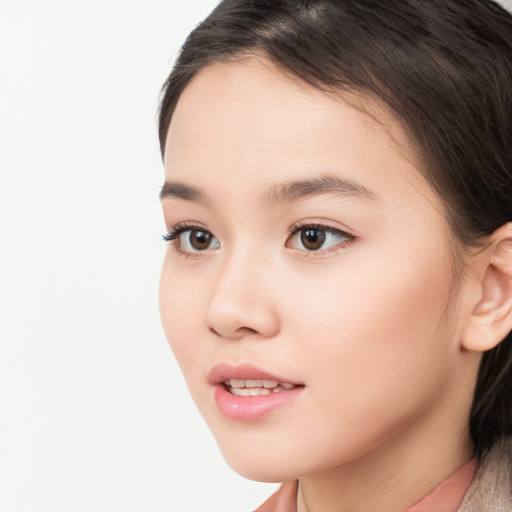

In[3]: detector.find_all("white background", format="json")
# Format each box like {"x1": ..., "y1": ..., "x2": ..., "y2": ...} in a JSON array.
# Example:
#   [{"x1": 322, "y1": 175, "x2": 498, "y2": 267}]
[{"x1": 0, "y1": 1, "x2": 277, "y2": 510}]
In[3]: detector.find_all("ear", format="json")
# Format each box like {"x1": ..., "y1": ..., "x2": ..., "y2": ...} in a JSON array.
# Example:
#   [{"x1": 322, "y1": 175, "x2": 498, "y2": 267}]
[{"x1": 462, "y1": 223, "x2": 512, "y2": 352}]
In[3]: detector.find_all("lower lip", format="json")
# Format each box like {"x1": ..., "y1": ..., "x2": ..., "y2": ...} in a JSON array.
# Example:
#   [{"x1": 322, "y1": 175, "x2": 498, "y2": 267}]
[{"x1": 213, "y1": 384, "x2": 304, "y2": 421}]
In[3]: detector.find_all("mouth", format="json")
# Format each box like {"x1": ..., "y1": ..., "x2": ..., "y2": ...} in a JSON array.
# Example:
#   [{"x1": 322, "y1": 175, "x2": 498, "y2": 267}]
[
  {"x1": 208, "y1": 363, "x2": 305, "y2": 421},
  {"x1": 222, "y1": 378, "x2": 297, "y2": 396}
]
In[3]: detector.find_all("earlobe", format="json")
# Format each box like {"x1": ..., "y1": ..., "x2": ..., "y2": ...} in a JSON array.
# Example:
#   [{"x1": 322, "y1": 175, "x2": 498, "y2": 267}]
[{"x1": 462, "y1": 223, "x2": 512, "y2": 352}]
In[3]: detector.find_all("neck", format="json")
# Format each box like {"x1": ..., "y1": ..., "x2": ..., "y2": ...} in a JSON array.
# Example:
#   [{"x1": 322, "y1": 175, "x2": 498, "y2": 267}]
[{"x1": 297, "y1": 420, "x2": 474, "y2": 512}]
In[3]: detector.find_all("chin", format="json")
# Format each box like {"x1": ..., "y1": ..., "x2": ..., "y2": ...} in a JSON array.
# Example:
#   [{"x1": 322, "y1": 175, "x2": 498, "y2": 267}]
[
  {"x1": 213, "y1": 433, "x2": 310, "y2": 483},
  {"x1": 222, "y1": 453, "x2": 296, "y2": 483}
]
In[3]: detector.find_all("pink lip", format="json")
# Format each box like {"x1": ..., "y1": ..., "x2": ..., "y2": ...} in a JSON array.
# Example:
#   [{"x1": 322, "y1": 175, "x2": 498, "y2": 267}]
[
  {"x1": 208, "y1": 363, "x2": 304, "y2": 421},
  {"x1": 207, "y1": 363, "x2": 300, "y2": 385}
]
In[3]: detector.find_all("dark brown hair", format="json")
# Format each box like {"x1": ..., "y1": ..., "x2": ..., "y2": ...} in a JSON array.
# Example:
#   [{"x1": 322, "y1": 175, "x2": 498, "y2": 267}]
[{"x1": 158, "y1": 0, "x2": 512, "y2": 459}]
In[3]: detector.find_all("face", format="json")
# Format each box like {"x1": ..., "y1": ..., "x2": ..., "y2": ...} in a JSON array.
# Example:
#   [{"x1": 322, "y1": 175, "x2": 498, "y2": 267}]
[{"x1": 159, "y1": 59, "x2": 473, "y2": 482}]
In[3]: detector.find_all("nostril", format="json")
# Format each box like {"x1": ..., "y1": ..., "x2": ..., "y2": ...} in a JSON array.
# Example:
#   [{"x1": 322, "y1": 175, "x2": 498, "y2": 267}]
[
  {"x1": 209, "y1": 326, "x2": 222, "y2": 337},
  {"x1": 238, "y1": 327, "x2": 258, "y2": 335},
  {"x1": 209, "y1": 325, "x2": 259, "y2": 338}
]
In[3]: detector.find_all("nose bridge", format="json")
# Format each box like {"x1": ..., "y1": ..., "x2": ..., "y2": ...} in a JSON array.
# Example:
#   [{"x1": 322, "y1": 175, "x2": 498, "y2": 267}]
[
  {"x1": 217, "y1": 244, "x2": 255, "y2": 292},
  {"x1": 204, "y1": 241, "x2": 279, "y2": 339}
]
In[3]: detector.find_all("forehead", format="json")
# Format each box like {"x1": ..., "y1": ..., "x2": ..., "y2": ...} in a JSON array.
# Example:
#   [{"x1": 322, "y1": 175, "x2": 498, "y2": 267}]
[
  {"x1": 166, "y1": 58, "x2": 392, "y2": 156},
  {"x1": 163, "y1": 57, "x2": 435, "y2": 211}
]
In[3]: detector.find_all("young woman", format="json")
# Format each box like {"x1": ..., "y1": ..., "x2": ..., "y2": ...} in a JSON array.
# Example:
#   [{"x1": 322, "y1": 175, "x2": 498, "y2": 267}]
[{"x1": 157, "y1": 1, "x2": 512, "y2": 510}]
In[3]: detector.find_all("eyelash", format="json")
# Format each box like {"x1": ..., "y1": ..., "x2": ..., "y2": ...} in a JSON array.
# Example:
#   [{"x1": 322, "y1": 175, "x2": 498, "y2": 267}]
[
  {"x1": 162, "y1": 222, "x2": 215, "y2": 258},
  {"x1": 162, "y1": 222, "x2": 355, "y2": 256},
  {"x1": 162, "y1": 222, "x2": 199, "y2": 243}
]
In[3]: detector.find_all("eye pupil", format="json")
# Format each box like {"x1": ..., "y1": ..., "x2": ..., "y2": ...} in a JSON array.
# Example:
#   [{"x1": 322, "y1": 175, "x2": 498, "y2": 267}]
[
  {"x1": 190, "y1": 230, "x2": 211, "y2": 250},
  {"x1": 301, "y1": 228, "x2": 326, "y2": 250}
]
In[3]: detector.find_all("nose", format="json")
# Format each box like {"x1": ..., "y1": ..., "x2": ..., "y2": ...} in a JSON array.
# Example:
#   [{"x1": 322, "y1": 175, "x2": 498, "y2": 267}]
[{"x1": 204, "y1": 250, "x2": 280, "y2": 340}]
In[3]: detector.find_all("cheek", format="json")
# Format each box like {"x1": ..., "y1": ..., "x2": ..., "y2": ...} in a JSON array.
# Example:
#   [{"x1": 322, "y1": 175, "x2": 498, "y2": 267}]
[
  {"x1": 286, "y1": 246, "x2": 450, "y2": 350},
  {"x1": 159, "y1": 256, "x2": 204, "y2": 375},
  {"x1": 280, "y1": 243, "x2": 456, "y2": 447}
]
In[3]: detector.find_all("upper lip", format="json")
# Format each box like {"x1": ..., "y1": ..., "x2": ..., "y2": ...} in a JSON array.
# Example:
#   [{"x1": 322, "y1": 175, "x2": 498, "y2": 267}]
[{"x1": 207, "y1": 363, "x2": 302, "y2": 386}]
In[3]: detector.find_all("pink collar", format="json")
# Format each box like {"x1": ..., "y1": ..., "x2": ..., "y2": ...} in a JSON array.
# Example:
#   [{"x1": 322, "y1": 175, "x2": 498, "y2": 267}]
[{"x1": 405, "y1": 458, "x2": 477, "y2": 512}]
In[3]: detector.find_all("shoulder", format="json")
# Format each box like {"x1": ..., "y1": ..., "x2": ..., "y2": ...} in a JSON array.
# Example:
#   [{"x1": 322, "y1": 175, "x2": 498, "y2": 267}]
[{"x1": 459, "y1": 437, "x2": 512, "y2": 512}]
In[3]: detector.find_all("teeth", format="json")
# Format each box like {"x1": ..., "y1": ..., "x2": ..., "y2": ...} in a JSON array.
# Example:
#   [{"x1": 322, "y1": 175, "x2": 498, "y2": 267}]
[
  {"x1": 230, "y1": 388, "x2": 250, "y2": 396},
  {"x1": 224, "y1": 377, "x2": 297, "y2": 395},
  {"x1": 230, "y1": 387, "x2": 271, "y2": 396},
  {"x1": 251, "y1": 388, "x2": 271, "y2": 396},
  {"x1": 245, "y1": 379, "x2": 263, "y2": 387}
]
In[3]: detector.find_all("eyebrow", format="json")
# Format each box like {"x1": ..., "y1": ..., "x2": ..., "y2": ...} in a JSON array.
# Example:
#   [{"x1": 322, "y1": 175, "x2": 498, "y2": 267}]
[
  {"x1": 264, "y1": 174, "x2": 378, "y2": 205},
  {"x1": 159, "y1": 181, "x2": 209, "y2": 205},
  {"x1": 159, "y1": 174, "x2": 377, "y2": 205}
]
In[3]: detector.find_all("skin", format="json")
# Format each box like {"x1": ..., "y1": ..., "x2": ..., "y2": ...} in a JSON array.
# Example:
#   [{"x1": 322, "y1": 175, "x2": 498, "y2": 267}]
[{"x1": 159, "y1": 58, "x2": 485, "y2": 512}]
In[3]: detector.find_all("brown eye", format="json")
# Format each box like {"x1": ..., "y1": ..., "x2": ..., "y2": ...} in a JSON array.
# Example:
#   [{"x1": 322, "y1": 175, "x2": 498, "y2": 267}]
[
  {"x1": 174, "y1": 227, "x2": 220, "y2": 253},
  {"x1": 189, "y1": 230, "x2": 213, "y2": 250},
  {"x1": 287, "y1": 224, "x2": 353, "y2": 253},
  {"x1": 300, "y1": 228, "x2": 326, "y2": 250}
]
